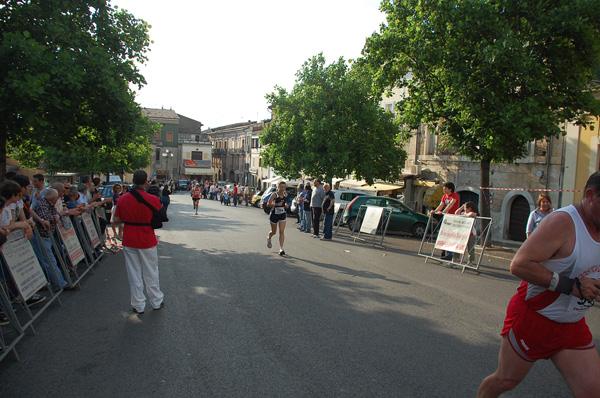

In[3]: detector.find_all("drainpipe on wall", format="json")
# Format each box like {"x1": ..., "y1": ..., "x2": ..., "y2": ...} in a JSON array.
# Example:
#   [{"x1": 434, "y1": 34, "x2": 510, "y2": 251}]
[
  {"x1": 558, "y1": 124, "x2": 567, "y2": 208},
  {"x1": 545, "y1": 138, "x2": 552, "y2": 191}
]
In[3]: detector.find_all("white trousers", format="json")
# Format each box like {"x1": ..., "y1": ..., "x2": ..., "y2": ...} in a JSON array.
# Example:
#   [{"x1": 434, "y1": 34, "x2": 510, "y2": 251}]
[{"x1": 123, "y1": 246, "x2": 164, "y2": 311}]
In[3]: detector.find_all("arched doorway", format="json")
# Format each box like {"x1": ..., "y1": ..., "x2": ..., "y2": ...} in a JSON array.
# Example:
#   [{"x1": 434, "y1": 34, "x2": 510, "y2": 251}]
[
  {"x1": 508, "y1": 195, "x2": 529, "y2": 242},
  {"x1": 458, "y1": 190, "x2": 479, "y2": 207}
]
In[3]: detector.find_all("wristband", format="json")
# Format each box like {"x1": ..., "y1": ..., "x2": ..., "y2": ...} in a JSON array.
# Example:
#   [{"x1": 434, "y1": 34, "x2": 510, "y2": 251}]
[
  {"x1": 555, "y1": 275, "x2": 575, "y2": 295},
  {"x1": 548, "y1": 272, "x2": 559, "y2": 291},
  {"x1": 575, "y1": 277, "x2": 588, "y2": 301}
]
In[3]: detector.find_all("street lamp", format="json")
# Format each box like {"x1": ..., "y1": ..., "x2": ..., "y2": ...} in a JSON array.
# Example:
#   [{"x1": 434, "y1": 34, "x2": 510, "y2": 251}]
[{"x1": 162, "y1": 148, "x2": 174, "y2": 180}]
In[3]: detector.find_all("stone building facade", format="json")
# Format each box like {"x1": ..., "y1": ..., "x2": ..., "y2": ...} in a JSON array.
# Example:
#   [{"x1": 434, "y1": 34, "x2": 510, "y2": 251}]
[{"x1": 381, "y1": 88, "x2": 600, "y2": 245}]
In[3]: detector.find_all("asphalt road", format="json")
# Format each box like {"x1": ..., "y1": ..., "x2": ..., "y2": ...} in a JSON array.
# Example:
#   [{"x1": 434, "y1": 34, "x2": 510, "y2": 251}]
[{"x1": 0, "y1": 192, "x2": 598, "y2": 397}]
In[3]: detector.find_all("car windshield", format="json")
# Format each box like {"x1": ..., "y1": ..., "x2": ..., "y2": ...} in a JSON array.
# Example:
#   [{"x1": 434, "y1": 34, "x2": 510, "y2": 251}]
[
  {"x1": 384, "y1": 199, "x2": 404, "y2": 210},
  {"x1": 363, "y1": 197, "x2": 385, "y2": 207}
]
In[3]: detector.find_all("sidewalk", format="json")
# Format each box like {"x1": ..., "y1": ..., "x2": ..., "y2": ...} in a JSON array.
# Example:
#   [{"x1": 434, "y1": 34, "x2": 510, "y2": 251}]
[{"x1": 332, "y1": 226, "x2": 520, "y2": 265}]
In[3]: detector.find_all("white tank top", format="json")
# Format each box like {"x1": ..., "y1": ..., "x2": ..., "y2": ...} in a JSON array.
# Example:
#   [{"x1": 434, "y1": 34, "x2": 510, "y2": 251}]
[{"x1": 523, "y1": 205, "x2": 600, "y2": 322}]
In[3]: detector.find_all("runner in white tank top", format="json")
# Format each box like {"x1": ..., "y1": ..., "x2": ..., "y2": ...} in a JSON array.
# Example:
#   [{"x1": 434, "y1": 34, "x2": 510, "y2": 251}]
[{"x1": 479, "y1": 171, "x2": 600, "y2": 398}]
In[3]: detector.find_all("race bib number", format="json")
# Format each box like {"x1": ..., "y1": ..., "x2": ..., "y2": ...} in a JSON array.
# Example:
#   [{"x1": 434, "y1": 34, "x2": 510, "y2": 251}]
[{"x1": 274, "y1": 207, "x2": 285, "y2": 214}]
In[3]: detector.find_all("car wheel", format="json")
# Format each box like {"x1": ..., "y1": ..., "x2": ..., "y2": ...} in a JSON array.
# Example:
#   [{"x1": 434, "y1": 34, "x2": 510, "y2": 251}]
[
  {"x1": 411, "y1": 222, "x2": 426, "y2": 238},
  {"x1": 347, "y1": 217, "x2": 358, "y2": 231}
]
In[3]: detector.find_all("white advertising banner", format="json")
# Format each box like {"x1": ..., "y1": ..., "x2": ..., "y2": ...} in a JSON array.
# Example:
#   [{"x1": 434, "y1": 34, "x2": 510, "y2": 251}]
[
  {"x1": 360, "y1": 207, "x2": 384, "y2": 235},
  {"x1": 434, "y1": 214, "x2": 475, "y2": 254},
  {"x1": 58, "y1": 223, "x2": 85, "y2": 266},
  {"x1": 81, "y1": 211, "x2": 101, "y2": 248},
  {"x1": 2, "y1": 229, "x2": 46, "y2": 300}
]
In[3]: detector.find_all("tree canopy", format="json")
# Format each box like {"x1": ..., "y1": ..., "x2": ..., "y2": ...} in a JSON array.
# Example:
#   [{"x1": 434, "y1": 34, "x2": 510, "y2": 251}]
[
  {"x1": 262, "y1": 54, "x2": 407, "y2": 184},
  {"x1": 362, "y1": 0, "x2": 600, "y2": 216},
  {"x1": 0, "y1": 0, "x2": 154, "y2": 178}
]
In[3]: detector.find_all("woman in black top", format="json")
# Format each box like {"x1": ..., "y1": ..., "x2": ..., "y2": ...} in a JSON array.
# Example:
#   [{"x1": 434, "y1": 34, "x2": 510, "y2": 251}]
[{"x1": 266, "y1": 181, "x2": 289, "y2": 256}]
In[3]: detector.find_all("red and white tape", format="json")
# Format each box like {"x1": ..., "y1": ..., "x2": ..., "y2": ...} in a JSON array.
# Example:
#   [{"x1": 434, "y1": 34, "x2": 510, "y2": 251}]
[{"x1": 479, "y1": 187, "x2": 583, "y2": 192}]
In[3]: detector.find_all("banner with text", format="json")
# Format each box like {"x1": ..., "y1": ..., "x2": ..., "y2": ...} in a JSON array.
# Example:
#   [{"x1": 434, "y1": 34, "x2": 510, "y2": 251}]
[
  {"x1": 58, "y1": 223, "x2": 85, "y2": 266},
  {"x1": 360, "y1": 207, "x2": 384, "y2": 235},
  {"x1": 434, "y1": 214, "x2": 475, "y2": 254},
  {"x1": 82, "y1": 212, "x2": 101, "y2": 248},
  {"x1": 2, "y1": 230, "x2": 46, "y2": 300}
]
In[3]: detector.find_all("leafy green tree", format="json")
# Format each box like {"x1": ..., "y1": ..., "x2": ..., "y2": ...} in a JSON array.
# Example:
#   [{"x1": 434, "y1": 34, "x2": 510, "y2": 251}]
[
  {"x1": 0, "y1": 0, "x2": 152, "y2": 178},
  {"x1": 262, "y1": 54, "x2": 407, "y2": 184},
  {"x1": 362, "y1": 0, "x2": 600, "y2": 218},
  {"x1": 42, "y1": 117, "x2": 156, "y2": 175}
]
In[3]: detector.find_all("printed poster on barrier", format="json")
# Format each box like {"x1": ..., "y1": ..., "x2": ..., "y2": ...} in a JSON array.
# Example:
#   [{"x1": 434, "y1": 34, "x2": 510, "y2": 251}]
[
  {"x1": 434, "y1": 214, "x2": 475, "y2": 254},
  {"x1": 82, "y1": 211, "x2": 101, "y2": 248},
  {"x1": 360, "y1": 207, "x2": 384, "y2": 235},
  {"x1": 97, "y1": 206, "x2": 107, "y2": 221},
  {"x1": 1, "y1": 229, "x2": 46, "y2": 300},
  {"x1": 58, "y1": 223, "x2": 85, "y2": 266}
]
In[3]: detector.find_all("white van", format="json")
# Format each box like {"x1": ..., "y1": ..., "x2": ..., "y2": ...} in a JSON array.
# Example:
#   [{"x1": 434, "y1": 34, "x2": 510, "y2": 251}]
[{"x1": 333, "y1": 189, "x2": 368, "y2": 213}]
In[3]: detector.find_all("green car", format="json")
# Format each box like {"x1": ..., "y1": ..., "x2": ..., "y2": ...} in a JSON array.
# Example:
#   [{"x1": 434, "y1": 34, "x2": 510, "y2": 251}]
[{"x1": 342, "y1": 195, "x2": 430, "y2": 238}]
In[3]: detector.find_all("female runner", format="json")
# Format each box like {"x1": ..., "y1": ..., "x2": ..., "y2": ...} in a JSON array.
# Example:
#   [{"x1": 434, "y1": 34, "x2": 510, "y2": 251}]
[{"x1": 266, "y1": 181, "x2": 289, "y2": 256}]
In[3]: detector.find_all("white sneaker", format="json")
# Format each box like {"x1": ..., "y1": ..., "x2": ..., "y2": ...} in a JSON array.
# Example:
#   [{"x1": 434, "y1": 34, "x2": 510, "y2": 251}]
[{"x1": 267, "y1": 237, "x2": 272, "y2": 248}]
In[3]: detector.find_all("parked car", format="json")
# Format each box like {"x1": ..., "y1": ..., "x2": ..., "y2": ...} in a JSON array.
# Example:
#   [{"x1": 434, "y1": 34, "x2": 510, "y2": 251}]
[
  {"x1": 333, "y1": 190, "x2": 368, "y2": 213},
  {"x1": 250, "y1": 190, "x2": 264, "y2": 207},
  {"x1": 260, "y1": 187, "x2": 277, "y2": 210},
  {"x1": 178, "y1": 180, "x2": 189, "y2": 191},
  {"x1": 342, "y1": 195, "x2": 431, "y2": 238},
  {"x1": 261, "y1": 186, "x2": 296, "y2": 214}
]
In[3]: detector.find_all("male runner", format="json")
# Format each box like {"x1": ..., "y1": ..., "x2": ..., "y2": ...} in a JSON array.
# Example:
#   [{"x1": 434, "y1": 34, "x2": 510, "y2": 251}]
[
  {"x1": 478, "y1": 171, "x2": 600, "y2": 397},
  {"x1": 191, "y1": 183, "x2": 202, "y2": 215}
]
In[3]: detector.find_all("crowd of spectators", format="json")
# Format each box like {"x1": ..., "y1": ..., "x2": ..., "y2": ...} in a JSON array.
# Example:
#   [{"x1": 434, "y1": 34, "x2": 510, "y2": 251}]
[{"x1": 0, "y1": 173, "x2": 113, "y2": 327}]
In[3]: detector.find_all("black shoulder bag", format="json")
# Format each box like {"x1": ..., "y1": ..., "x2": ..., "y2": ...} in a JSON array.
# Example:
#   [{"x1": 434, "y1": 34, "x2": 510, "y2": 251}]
[{"x1": 126, "y1": 188, "x2": 169, "y2": 229}]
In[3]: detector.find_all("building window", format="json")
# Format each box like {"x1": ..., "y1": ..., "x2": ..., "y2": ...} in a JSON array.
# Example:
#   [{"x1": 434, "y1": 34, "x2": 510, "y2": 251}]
[
  {"x1": 192, "y1": 151, "x2": 203, "y2": 160},
  {"x1": 155, "y1": 132, "x2": 161, "y2": 140},
  {"x1": 155, "y1": 148, "x2": 161, "y2": 161},
  {"x1": 166, "y1": 132, "x2": 173, "y2": 142}
]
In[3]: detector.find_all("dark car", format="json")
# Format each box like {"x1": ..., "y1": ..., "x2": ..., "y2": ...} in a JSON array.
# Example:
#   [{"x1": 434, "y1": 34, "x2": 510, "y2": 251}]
[
  {"x1": 262, "y1": 186, "x2": 297, "y2": 214},
  {"x1": 342, "y1": 195, "x2": 431, "y2": 238},
  {"x1": 178, "y1": 180, "x2": 189, "y2": 191}
]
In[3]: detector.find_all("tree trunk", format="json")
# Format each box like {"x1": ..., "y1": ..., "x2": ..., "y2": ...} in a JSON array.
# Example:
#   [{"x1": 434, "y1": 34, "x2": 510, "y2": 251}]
[
  {"x1": 479, "y1": 159, "x2": 492, "y2": 247},
  {"x1": 0, "y1": 133, "x2": 6, "y2": 181}
]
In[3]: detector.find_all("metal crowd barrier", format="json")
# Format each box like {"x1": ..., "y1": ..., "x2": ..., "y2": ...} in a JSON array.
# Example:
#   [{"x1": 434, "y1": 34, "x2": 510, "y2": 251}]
[
  {"x1": 350, "y1": 205, "x2": 393, "y2": 247},
  {"x1": 417, "y1": 213, "x2": 493, "y2": 273},
  {"x1": 0, "y1": 205, "x2": 116, "y2": 363}
]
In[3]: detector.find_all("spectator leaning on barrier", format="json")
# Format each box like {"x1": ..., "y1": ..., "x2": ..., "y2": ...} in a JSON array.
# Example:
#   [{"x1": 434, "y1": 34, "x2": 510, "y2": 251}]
[
  {"x1": 431, "y1": 181, "x2": 460, "y2": 261},
  {"x1": 77, "y1": 184, "x2": 89, "y2": 207},
  {"x1": 10, "y1": 175, "x2": 37, "y2": 234},
  {"x1": 30, "y1": 173, "x2": 47, "y2": 211},
  {"x1": 33, "y1": 188, "x2": 72, "y2": 291},
  {"x1": 0, "y1": 180, "x2": 33, "y2": 240},
  {"x1": 81, "y1": 175, "x2": 93, "y2": 203},
  {"x1": 455, "y1": 201, "x2": 478, "y2": 266}
]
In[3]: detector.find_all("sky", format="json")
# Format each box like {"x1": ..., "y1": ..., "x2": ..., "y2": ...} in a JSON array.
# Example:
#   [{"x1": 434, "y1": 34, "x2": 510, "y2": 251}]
[{"x1": 109, "y1": 0, "x2": 387, "y2": 130}]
